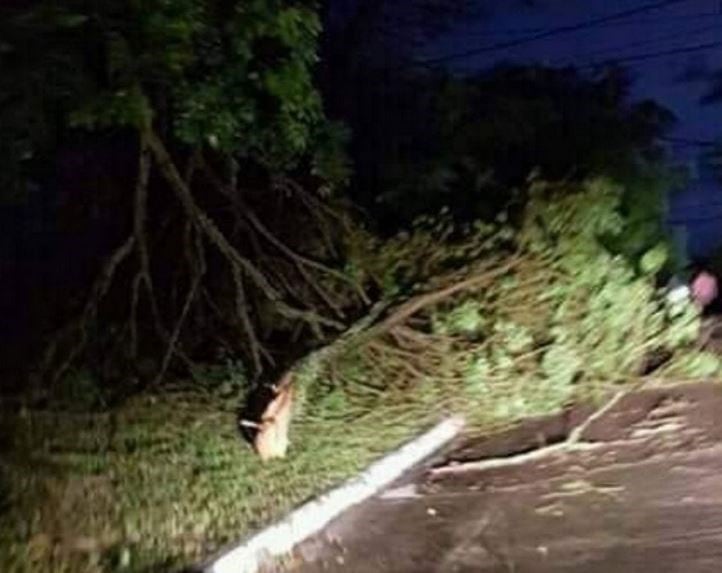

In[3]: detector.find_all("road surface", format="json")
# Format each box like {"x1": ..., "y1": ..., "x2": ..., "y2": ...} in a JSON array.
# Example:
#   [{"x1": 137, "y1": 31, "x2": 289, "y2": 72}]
[{"x1": 276, "y1": 382, "x2": 722, "y2": 573}]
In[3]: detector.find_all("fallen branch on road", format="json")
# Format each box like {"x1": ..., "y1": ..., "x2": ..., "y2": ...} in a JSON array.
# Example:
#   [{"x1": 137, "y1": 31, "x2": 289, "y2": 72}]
[{"x1": 428, "y1": 389, "x2": 629, "y2": 476}]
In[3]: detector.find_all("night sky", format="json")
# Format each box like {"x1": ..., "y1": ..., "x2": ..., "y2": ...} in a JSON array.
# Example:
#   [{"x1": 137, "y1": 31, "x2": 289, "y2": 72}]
[
  {"x1": 425, "y1": 0, "x2": 722, "y2": 147},
  {"x1": 424, "y1": 0, "x2": 722, "y2": 257}
]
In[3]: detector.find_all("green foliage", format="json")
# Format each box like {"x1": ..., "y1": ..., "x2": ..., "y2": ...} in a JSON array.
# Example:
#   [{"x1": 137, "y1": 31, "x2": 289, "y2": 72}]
[
  {"x1": 520, "y1": 178, "x2": 626, "y2": 259},
  {"x1": 347, "y1": 177, "x2": 700, "y2": 407},
  {"x1": 540, "y1": 343, "x2": 582, "y2": 389},
  {"x1": 51, "y1": 368, "x2": 110, "y2": 411},
  {"x1": 603, "y1": 159, "x2": 685, "y2": 271},
  {"x1": 2, "y1": 176, "x2": 718, "y2": 572},
  {"x1": 639, "y1": 242, "x2": 668, "y2": 276},
  {"x1": 432, "y1": 300, "x2": 486, "y2": 337},
  {"x1": 0, "y1": 383, "x2": 437, "y2": 572},
  {"x1": 343, "y1": 177, "x2": 714, "y2": 424},
  {"x1": 1, "y1": 0, "x2": 359, "y2": 389},
  {"x1": 344, "y1": 209, "x2": 512, "y2": 297},
  {"x1": 662, "y1": 302, "x2": 701, "y2": 347},
  {"x1": 169, "y1": 0, "x2": 324, "y2": 165},
  {"x1": 189, "y1": 358, "x2": 249, "y2": 399},
  {"x1": 661, "y1": 352, "x2": 722, "y2": 378},
  {"x1": 311, "y1": 121, "x2": 353, "y2": 192},
  {"x1": 1, "y1": 0, "x2": 345, "y2": 189},
  {"x1": 494, "y1": 321, "x2": 534, "y2": 354},
  {"x1": 514, "y1": 179, "x2": 687, "y2": 384},
  {"x1": 69, "y1": 86, "x2": 153, "y2": 131}
]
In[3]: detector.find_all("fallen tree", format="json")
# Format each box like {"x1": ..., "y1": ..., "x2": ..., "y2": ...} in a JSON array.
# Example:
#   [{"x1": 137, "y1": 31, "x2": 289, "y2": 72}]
[
  {"x1": 3, "y1": 178, "x2": 719, "y2": 572},
  {"x1": 252, "y1": 178, "x2": 718, "y2": 458}
]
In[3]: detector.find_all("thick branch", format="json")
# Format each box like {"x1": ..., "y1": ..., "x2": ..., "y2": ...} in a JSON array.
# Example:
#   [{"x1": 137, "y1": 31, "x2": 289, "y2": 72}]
[
  {"x1": 134, "y1": 137, "x2": 152, "y2": 282},
  {"x1": 367, "y1": 256, "x2": 521, "y2": 339},
  {"x1": 202, "y1": 159, "x2": 369, "y2": 306},
  {"x1": 147, "y1": 130, "x2": 340, "y2": 337},
  {"x1": 273, "y1": 175, "x2": 351, "y2": 225},
  {"x1": 146, "y1": 130, "x2": 278, "y2": 300},
  {"x1": 130, "y1": 137, "x2": 156, "y2": 357},
  {"x1": 428, "y1": 390, "x2": 629, "y2": 477},
  {"x1": 232, "y1": 265, "x2": 264, "y2": 375}
]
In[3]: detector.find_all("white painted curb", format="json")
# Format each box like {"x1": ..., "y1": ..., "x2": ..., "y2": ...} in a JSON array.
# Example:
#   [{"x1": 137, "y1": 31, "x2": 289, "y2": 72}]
[{"x1": 203, "y1": 415, "x2": 464, "y2": 573}]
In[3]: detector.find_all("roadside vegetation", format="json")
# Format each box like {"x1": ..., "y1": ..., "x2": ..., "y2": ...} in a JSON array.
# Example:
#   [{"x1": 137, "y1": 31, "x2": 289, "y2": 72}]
[
  {"x1": 3, "y1": 176, "x2": 719, "y2": 572},
  {"x1": 1, "y1": 1, "x2": 721, "y2": 572}
]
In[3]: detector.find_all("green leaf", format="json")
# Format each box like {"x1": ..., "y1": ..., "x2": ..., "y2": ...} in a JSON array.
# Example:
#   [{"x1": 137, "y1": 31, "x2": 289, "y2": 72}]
[{"x1": 639, "y1": 243, "x2": 668, "y2": 275}]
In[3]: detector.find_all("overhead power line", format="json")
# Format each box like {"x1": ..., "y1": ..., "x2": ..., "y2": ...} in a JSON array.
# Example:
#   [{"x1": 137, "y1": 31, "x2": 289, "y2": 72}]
[
  {"x1": 661, "y1": 136, "x2": 720, "y2": 147},
  {"x1": 560, "y1": 22, "x2": 720, "y2": 66},
  {"x1": 577, "y1": 39, "x2": 722, "y2": 70},
  {"x1": 448, "y1": 37, "x2": 722, "y2": 75},
  {"x1": 469, "y1": 11, "x2": 722, "y2": 38},
  {"x1": 412, "y1": 0, "x2": 693, "y2": 67}
]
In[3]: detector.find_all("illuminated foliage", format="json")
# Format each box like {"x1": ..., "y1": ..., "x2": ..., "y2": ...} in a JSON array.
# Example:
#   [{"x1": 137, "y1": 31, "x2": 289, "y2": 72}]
[{"x1": 0, "y1": 0, "x2": 347, "y2": 193}]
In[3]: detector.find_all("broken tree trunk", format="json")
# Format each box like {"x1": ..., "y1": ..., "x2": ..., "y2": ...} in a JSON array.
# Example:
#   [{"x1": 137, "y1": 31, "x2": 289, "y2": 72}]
[{"x1": 241, "y1": 371, "x2": 295, "y2": 461}]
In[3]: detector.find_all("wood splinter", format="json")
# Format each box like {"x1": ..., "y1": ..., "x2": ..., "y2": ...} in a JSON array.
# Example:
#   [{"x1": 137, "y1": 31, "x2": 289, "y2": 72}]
[{"x1": 241, "y1": 372, "x2": 295, "y2": 461}]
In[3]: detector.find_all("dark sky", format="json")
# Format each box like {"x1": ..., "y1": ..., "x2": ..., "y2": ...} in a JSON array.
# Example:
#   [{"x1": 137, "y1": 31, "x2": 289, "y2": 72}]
[
  {"x1": 424, "y1": 0, "x2": 722, "y2": 156},
  {"x1": 418, "y1": 0, "x2": 722, "y2": 257}
]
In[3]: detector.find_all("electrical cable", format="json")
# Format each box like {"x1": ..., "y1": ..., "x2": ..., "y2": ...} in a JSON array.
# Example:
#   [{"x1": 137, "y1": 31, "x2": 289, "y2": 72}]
[{"x1": 410, "y1": 0, "x2": 695, "y2": 67}]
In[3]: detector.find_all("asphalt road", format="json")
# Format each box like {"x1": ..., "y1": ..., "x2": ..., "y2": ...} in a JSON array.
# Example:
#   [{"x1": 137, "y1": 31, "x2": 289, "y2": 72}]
[{"x1": 277, "y1": 382, "x2": 722, "y2": 573}]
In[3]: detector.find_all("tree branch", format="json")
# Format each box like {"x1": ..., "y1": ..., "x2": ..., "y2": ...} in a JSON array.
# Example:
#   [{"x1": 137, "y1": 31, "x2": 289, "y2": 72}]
[
  {"x1": 428, "y1": 390, "x2": 629, "y2": 477},
  {"x1": 148, "y1": 131, "x2": 343, "y2": 336},
  {"x1": 146, "y1": 130, "x2": 279, "y2": 300},
  {"x1": 130, "y1": 136, "x2": 155, "y2": 357},
  {"x1": 40, "y1": 235, "x2": 136, "y2": 386},
  {"x1": 202, "y1": 159, "x2": 369, "y2": 307},
  {"x1": 232, "y1": 265, "x2": 264, "y2": 376},
  {"x1": 152, "y1": 230, "x2": 206, "y2": 386}
]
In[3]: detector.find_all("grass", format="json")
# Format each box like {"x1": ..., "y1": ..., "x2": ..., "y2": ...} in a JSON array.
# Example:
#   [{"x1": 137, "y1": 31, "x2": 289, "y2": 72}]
[
  {"x1": 5, "y1": 181, "x2": 717, "y2": 572},
  {"x1": 0, "y1": 365, "x2": 455, "y2": 573},
  {"x1": 1, "y1": 314, "x2": 714, "y2": 572}
]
